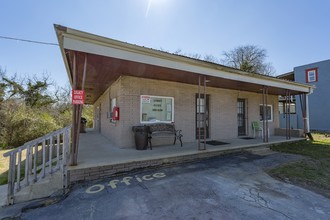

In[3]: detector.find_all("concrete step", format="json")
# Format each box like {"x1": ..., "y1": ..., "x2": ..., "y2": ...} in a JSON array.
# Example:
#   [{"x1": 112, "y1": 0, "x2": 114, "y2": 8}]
[
  {"x1": 245, "y1": 146, "x2": 277, "y2": 156},
  {"x1": 1, "y1": 172, "x2": 63, "y2": 206},
  {"x1": 14, "y1": 172, "x2": 62, "y2": 204},
  {"x1": 0, "y1": 184, "x2": 8, "y2": 207}
]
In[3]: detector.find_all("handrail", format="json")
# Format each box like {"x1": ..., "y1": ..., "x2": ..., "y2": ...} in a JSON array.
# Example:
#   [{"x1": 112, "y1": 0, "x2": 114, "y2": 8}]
[
  {"x1": 3, "y1": 125, "x2": 72, "y2": 205},
  {"x1": 4, "y1": 126, "x2": 71, "y2": 157}
]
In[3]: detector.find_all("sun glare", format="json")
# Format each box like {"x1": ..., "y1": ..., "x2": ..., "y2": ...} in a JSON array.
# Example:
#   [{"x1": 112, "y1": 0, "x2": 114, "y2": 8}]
[
  {"x1": 145, "y1": 0, "x2": 153, "y2": 17},
  {"x1": 145, "y1": 0, "x2": 168, "y2": 17}
]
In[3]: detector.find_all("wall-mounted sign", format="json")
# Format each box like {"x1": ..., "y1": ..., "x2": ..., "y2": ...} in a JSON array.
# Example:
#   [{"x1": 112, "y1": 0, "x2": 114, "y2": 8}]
[
  {"x1": 72, "y1": 90, "x2": 85, "y2": 105},
  {"x1": 141, "y1": 95, "x2": 151, "y2": 103}
]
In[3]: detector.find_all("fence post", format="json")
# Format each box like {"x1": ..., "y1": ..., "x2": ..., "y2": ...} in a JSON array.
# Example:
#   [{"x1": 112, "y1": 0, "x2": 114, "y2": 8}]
[
  {"x1": 42, "y1": 140, "x2": 46, "y2": 178},
  {"x1": 25, "y1": 146, "x2": 30, "y2": 186},
  {"x1": 7, "y1": 152, "x2": 16, "y2": 205},
  {"x1": 56, "y1": 133, "x2": 60, "y2": 169},
  {"x1": 33, "y1": 145, "x2": 37, "y2": 182},
  {"x1": 61, "y1": 128, "x2": 69, "y2": 189},
  {"x1": 49, "y1": 136, "x2": 53, "y2": 173},
  {"x1": 17, "y1": 149, "x2": 22, "y2": 191}
]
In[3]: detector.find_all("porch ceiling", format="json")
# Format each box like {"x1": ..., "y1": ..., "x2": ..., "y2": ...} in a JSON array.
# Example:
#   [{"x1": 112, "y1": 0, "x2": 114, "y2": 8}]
[
  {"x1": 66, "y1": 50, "x2": 307, "y2": 105},
  {"x1": 55, "y1": 25, "x2": 313, "y2": 105}
]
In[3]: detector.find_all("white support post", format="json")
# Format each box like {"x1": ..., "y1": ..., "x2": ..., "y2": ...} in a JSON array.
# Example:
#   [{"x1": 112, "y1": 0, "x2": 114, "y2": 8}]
[
  {"x1": 306, "y1": 94, "x2": 310, "y2": 133},
  {"x1": 33, "y1": 145, "x2": 37, "y2": 182},
  {"x1": 42, "y1": 140, "x2": 46, "y2": 178},
  {"x1": 56, "y1": 133, "x2": 60, "y2": 169},
  {"x1": 25, "y1": 146, "x2": 30, "y2": 186},
  {"x1": 7, "y1": 153, "x2": 16, "y2": 205},
  {"x1": 17, "y1": 149, "x2": 22, "y2": 191},
  {"x1": 49, "y1": 136, "x2": 53, "y2": 173}
]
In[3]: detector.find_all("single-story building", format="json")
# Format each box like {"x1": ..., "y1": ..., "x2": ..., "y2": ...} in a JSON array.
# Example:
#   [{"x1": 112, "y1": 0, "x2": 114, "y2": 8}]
[{"x1": 54, "y1": 25, "x2": 313, "y2": 165}]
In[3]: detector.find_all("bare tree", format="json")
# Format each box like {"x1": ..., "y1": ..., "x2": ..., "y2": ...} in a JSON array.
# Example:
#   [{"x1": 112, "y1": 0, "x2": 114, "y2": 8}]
[
  {"x1": 203, "y1": 54, "x2": 219, "y2": 63},
  {"x1": 221, "y1": 45, "x2": 275, "y2": 75}
]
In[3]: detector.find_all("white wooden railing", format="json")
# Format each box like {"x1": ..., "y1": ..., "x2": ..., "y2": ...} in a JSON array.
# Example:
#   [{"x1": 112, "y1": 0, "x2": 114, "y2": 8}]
[{"x1": 3, "y1": 125, "x2": 71, "y2": 205}]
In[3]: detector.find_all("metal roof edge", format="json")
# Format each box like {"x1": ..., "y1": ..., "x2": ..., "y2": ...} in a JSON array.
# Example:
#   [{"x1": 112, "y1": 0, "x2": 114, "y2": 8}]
[{"x1": 54, "y1": 24, "x2": 313, "y2": 93}]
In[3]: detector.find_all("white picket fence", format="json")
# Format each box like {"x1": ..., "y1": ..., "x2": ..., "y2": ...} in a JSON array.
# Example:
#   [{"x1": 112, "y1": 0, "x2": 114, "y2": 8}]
[{"x1": 3, "y1": 125, "x2": 71, "y2": 205}]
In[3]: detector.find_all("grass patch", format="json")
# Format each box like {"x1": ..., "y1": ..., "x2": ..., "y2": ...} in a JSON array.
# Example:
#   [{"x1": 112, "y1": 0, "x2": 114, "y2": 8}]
[
  {"x1": 0, "y1": 148, "x2": 59, "y2": 185},
  {"x1": 271, "y1": 138, "x2": 330, "y2": 159},
  {"x1": 269, "y1": 134, "x2": 330, "y2": 198},
  {"x1": 0, "y1": 149, "x2": 11, "y2": 185}
]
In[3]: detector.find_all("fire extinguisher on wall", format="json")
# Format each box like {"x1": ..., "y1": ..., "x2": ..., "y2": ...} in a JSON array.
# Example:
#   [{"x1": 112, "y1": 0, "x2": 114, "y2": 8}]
[{"x1": 112, "y1": 106, "x2": 120, "y2": 121}]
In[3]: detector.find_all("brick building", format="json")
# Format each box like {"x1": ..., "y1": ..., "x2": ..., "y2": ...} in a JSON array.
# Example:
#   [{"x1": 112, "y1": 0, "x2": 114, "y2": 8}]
[{"x1": 55, "y1": 25, "x2": 313, "y2": 153}]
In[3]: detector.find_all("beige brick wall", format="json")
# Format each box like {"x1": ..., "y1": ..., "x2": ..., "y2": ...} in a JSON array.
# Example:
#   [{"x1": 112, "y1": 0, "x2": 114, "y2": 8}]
[
  {"x1": 93, "y1": 77, "x2": 123, "y2": 144},
  {"x1": 94, "y1": 76, "x2": 279, "y2": 148}
]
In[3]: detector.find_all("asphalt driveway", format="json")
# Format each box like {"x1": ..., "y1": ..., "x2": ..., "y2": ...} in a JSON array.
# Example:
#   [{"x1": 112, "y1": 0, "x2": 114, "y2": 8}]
[{"x1": 19, "y1": 150, "x2": 330, "y2": 219}]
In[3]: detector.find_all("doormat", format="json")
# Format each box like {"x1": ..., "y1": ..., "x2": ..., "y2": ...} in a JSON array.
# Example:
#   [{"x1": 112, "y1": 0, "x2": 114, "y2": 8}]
[
  {"x1": 240, "y1": 137, "x2": 255, "y2": 140},
  {"x1": 202, "y1": 140, "x2": 229, "y2": 146}
]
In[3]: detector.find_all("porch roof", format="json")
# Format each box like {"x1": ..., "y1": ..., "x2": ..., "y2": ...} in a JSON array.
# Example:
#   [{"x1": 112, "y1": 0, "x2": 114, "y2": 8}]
[{"x1": 54, "y1": 24, "x2": 313, "y2": 105}]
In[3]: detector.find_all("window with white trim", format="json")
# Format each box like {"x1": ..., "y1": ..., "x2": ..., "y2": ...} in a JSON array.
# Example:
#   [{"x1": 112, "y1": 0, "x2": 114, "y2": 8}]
[
  {"x1": 140, "y1": 95, "x2": 174, "y2": 123},
  {"x1": 305, "y1": 68, "x2": 318, "y2": 83},
  {"x1": 279, "y1": 102, "x2": 296, "y2": 114},
  {"x1": 259, "y1": 104, "x2": 273, "y2": 122}
]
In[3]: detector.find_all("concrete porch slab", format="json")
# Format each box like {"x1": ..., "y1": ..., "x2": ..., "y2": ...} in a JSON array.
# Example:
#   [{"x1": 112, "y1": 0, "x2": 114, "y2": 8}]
[{"x1": 67, "y1": 130, "x2": 305, "y2": 184}]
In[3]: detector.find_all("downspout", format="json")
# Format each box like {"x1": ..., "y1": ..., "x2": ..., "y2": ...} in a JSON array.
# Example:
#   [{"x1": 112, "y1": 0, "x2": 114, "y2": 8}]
[
  {"x1": 303, "y1": 86, "x2": 314, "y2": 140},
  {"x1": 306, "y1": 87, "x2": 314, "y2": 134},
  {"x1": 305, "y1": 94, "x2": 310, "y2": 133}
]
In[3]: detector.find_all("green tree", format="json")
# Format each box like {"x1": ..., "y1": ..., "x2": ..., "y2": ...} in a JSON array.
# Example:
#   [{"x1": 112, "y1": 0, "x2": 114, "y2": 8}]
[
  {"x1": 0, "y1": 70, "x2": 71, "y2": 148},
  {"x1": 3, "y1": 75, "x2": 55, "y2": 107},
  {"x1": 82, "y1": 105, "x2": 94, "y2": 128},
  {"x1": 0, "y1": 73, "x2": 6, "y2": 102},
  {"x1": 0, "y1": 100, "x2": 59, "y2": 147}
]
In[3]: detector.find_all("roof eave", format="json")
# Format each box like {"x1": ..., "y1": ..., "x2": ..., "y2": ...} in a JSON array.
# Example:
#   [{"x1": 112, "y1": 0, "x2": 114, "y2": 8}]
[{"x1": 54, "y1": 24, "x2": 313, "y2": 95}]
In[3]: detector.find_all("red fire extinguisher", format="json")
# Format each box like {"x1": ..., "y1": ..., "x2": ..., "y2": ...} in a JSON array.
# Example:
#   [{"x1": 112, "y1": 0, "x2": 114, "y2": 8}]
[{"x1": 112, "y1": 107, "x2": 120, "y2": 121}]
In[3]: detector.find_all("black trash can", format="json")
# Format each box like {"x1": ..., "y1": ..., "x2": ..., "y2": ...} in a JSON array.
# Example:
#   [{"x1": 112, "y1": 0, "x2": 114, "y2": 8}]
[
  {"x1": 80, "y1": 117, "x2": 87, "y2": 133},
  {"x1": 132, "y1": 125, "x2": 149, "y2": 150}
]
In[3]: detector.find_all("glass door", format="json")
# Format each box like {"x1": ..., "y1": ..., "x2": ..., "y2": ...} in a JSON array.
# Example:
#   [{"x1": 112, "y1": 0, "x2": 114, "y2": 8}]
[
  {"x1": 196, "y1": 94, "x2": 210, "y2": 139},
  {"x1": 237, "y1": 99, "x2": 246, "y2": 136}
]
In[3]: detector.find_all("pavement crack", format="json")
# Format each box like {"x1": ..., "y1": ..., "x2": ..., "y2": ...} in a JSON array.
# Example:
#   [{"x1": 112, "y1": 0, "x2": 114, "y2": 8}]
[
  {"x1": 138, "y1": 182, "x2": 151, "y2": 192},
  {"x1": 239, "y1": 187, "x2": 293, "y2": 219},
  {"x1": 89, "y1": 201, "x2": 96, "y2": 220}
]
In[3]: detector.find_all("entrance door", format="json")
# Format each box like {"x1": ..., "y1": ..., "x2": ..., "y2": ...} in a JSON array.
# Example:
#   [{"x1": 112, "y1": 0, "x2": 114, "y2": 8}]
[
  {"x1": 237, "y1": 99, "x2": 246, "y2": 136},
  {"x1": 196, "y1": 94, "x2": 210, "y2": 139},
  {"x1": 96, "y1": 104, "x2": 101, "y2": 133}
]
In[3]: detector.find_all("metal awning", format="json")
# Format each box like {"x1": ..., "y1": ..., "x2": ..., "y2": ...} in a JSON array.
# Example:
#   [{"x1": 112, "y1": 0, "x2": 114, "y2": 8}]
[{"x1": 55, "y1": 24, "x2": 313, "y2": 105}]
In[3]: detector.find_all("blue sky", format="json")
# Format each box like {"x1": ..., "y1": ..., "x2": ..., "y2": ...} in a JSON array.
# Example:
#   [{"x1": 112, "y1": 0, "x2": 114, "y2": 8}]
[{"x1": 1, "y1": 0, "x2": 329, "y2": 86}]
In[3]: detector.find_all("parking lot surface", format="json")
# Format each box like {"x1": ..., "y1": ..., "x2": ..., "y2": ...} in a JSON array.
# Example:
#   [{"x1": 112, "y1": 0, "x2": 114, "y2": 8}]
[{"x1": 21, "y1": 151, "x2": 330, "y2": 219}]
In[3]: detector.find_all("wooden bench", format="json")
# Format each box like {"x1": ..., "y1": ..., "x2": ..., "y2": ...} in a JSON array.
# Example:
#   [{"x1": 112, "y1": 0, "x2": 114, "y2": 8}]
[{"x1": 147, "y1": 123, "x2": 183, "y2": 150}]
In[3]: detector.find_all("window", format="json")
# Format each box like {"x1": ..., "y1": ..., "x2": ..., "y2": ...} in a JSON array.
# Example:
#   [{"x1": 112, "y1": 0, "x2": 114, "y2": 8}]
[
  {"x1": 278, "y1": 102, "x2": 296, "y2": 114},
  {"x1": 111, "y1": 98, "x2": 117, "y2": 110},
  {"x1": 278, "y1": 96, "x2": 296, "y2": 114},
  {"x1": 259, "y1": 105, "x2": 273, "y2": 122},
  {"x1": 305, "y1": 68, "x2": 318, "y2": 83},
  {"x1": 140, "y1": 95, "x2": 174, "y2": 123},
  {"x1": 107, "y1": 98, "x2": 117, "y2": 121}
]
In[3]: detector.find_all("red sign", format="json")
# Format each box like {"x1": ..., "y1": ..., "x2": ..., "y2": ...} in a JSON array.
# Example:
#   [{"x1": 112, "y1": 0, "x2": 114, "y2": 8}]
[{"x1": 72, "y1": 90, "x2": 85, "y2": 105}]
